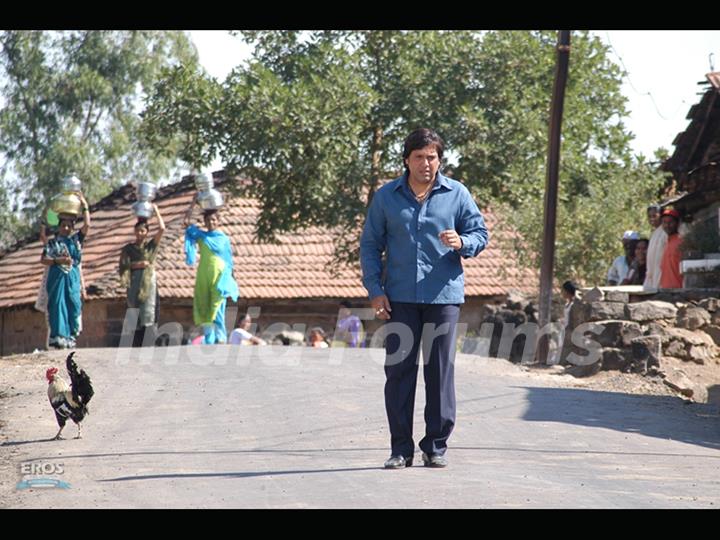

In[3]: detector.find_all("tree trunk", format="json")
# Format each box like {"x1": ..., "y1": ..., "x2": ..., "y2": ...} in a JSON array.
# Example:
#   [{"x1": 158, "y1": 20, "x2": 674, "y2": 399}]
[{"x1": 367, "y1": 125, "x2": 383, "y2": 207}]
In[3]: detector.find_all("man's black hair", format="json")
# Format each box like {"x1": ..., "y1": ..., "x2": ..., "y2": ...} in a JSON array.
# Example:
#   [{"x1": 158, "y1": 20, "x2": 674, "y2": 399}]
[
  {"x1": 561, "y1": 280, "x2": 577, "y2": 296},
  {"x1": 402, "y1": 128, "x2": 445, "y2": 172}
]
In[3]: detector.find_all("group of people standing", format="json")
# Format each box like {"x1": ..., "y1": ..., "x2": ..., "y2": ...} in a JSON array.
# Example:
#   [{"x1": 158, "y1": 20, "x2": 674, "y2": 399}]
[
  {"x1": 607, "y1": 204, "x2": 684, "y2": 289},
  {"x1": 39, "y1": 190, "x2": 240, "y2": 349},
  {"x1": 39, "y1": 189, "x2": 375, "y2": 350},
  {"x1": 122, "y1": 192, "x2": 240, "y2": 346}
]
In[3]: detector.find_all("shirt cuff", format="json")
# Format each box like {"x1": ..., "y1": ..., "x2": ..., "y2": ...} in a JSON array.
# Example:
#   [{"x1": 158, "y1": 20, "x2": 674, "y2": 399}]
[
  {"x1": 458, "y1": 235, "x2": 475, "y2": 258},
  {"x1": 367, "y1": 284, "x2": 385, "y2": 300}
]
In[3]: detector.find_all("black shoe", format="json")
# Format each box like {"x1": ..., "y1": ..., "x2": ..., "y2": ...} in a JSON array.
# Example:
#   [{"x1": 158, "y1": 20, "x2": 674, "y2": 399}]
[
  {"x1": 384, "y1": 455, "x2": 413, "y2": 469},
  {"x1": 421, "y1": 452, "x2": 448, "y2": 468}
]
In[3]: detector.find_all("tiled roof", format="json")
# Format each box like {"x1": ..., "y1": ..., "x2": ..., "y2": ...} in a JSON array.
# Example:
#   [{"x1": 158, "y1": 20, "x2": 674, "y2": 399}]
[
  {"x1": 662, "y1": 72, "x2": 720, "y2": 177},
  {"x1": 0, "y1": 174, "x2": 537, "y2": 308}
]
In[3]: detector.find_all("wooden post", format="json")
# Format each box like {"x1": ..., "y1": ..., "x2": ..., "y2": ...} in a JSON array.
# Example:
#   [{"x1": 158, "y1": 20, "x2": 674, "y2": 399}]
[{"x1": 536, "y1": 30, "x2": 571, "y2": 364}]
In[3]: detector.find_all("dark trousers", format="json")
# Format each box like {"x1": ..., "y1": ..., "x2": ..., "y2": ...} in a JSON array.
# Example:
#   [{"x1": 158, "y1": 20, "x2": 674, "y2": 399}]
[
  {"x1": 132, "y1": 291, "x2": 160, "y2": 347},
  {"x1": 384, "y1": 302, "x2": 460, "y2": 458}
]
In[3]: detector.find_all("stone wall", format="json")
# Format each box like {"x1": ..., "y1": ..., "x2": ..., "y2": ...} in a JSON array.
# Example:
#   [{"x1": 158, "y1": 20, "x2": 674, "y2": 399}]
[
  {"x1": 1, "y1": 294, "x2": 508, "y2": 355},
  {"x1": 0, "y1": 307, "x2": 47, "y2": 356},
  {"x1": 560, "y1": 288, "x2": 720, "y2": 400}
]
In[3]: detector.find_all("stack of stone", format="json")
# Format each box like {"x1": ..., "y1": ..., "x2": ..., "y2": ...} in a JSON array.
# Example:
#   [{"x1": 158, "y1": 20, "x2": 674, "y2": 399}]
[
  {"x1": 477, "y1": 293, "x2": 539, "y2": 363},
  {"x1": 561, "y1": 287, "x2": 720, "y2": 399}
]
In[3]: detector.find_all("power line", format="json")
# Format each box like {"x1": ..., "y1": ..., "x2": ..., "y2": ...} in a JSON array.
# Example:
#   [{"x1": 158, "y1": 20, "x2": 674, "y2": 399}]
[{"x1": 603, "y1": 32, "x2": 690, "y2": 121}]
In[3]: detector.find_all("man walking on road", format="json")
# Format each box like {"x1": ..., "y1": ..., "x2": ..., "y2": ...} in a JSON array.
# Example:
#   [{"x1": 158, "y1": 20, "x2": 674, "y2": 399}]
[{"x1": 360, "y1": 128, "x2": 489, "y2": 469}]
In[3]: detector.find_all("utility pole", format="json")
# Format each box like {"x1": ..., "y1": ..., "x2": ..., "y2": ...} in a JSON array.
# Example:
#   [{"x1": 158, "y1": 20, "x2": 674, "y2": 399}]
[{"x1": 536, "y1": 30, "x2": 571, "y2": 365}]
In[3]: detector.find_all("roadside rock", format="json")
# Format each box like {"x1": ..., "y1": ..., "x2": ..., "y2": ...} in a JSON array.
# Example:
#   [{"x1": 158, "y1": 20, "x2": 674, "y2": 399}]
[
  {"x1": 663, "y1": 368, "x2": 708, "y2": 402},
  {"x1": 676, "y1": 306, "x2": 712, "y2": 331},
  {"x1": 606, "y1": 291, "x2": 629, "y2": 303},
  {"x1": 704, "y1": 325, "x2": 720, "y2": 347},
  {"x1": 595, "y1": 320, "x2": 643, "y2": 348},
  {"x1": 587, "y1": 302, "x2": 627, "y2": 322},
  {"x1": 697, "y1": 298, "x2": 719, "y2": 313},
  {"x1": 631, "y1": 335, "x2": 662, "y2": 371},
  {"x1": 625, "y1": 301, "x2": 678, "y2": 322},
  {"x1": 582, "y1": 287, "x2": 604, "y2": 303}
]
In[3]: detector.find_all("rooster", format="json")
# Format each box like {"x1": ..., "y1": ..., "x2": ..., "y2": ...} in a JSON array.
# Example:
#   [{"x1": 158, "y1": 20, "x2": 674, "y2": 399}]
[{"x1": 46, "y1": 352, "x2": 94, "y2": 440}]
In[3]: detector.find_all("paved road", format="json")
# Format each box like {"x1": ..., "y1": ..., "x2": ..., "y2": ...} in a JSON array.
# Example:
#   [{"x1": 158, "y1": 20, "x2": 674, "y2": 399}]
[{"x1": 1, "y1": 346, "x2": 719, "y2": 508}]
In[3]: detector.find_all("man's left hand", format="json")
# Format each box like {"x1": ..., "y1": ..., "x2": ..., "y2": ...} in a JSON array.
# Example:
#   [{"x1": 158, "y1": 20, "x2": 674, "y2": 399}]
[{"x1": 439, "y1": 230, "x2": 463, "y2": 250}]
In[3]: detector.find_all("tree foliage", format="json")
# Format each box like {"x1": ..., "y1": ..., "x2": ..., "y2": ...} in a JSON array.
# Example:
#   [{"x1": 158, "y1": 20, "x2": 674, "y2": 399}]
[
  {"x1": 0, "y1": 30, "x2": 198, "y2": 248},
  {"x1": 141, "y1": 30, "x2": 668, "y2": 284},
  {"x1": 454, "y1": 31, "x2": 668, "y2": 283}
]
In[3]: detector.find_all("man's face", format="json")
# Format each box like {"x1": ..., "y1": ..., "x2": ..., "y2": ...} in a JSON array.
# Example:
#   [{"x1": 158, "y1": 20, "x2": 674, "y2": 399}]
[
  {"x1": 662, "y1": 216, "x2": 679, "y2": 235},
  {"x1": 240, "y1": 317, "x2": 251, "y2": 330},
  {"x1": 623, "y1": 239, "x2": 636, "y2": 258},
  {"x1": 635, "y1": 241, "x2": 648, "y2": 264},
  {"x1": 648, "y1": 209, "x2": 661, "y2": 229},
  {"x1": 405, "y1": 145, "x2": 440, "y2": 185}
]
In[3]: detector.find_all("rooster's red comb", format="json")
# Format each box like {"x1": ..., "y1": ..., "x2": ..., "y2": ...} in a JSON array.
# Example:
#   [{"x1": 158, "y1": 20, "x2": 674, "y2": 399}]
[{"x1": 46, "y1": 367, "x2": 59, "y2": 381}]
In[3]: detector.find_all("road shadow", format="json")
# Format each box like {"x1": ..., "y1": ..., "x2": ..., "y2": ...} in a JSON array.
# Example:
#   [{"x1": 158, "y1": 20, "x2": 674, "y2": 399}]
[
  {"x1": 100, "y1": 466, "x2": 383, "y2": 482},
  {"x1": 22, "y1": 447, "x2": 390, "y2": 462},
  {"x1": 519, "y1": 386, "x2": 720, "y2": 451},
  {"x1": 1, "y1": 438, "x2": 60, "y2": 447}
]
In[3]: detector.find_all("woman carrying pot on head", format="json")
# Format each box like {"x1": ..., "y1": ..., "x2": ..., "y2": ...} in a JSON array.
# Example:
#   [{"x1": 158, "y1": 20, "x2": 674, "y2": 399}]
[
  {"x1": 119, "y1": 204, "x2": 166, "y2": 347},
  {"x1": 39, "y1": 194, "x2": 90, "y2": 349},
  {"x1": 183, "y1": 193, "x2": 239, "y2": 344}
]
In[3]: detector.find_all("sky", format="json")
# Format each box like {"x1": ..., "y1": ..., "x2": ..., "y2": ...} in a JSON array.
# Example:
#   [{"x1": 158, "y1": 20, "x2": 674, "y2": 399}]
[
  {"x1": 597, "y1": 30, "x2": 720, "y2": 159},
  {"x1": 189, "y1": 30, "x2": 720, "y2": 170}
]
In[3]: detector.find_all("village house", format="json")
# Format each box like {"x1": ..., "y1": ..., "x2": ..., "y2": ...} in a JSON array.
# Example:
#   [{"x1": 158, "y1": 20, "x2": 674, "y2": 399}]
[
  {"x1": 661, "y1": 71, "x2": 720, "y2": 287},
  {"x1": 0, "y1": 172, "x2": 537, "y2": 356}
]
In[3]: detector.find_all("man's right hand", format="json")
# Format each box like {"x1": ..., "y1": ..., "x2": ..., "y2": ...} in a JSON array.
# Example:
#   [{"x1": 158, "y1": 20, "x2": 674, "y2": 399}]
[{"x1": 371, "y1": 295, "x2": 392, "y2": 320}]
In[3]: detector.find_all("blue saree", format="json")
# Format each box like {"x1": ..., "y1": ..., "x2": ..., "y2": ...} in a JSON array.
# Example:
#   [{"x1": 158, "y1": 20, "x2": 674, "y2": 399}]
[{"x1": 43, "y1": 232, "x2": 84, "y2": 347}]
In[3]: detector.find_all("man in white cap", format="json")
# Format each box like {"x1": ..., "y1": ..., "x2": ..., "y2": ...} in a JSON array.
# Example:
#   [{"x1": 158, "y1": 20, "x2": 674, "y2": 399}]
[{"x1": 607, "y1": 230, "x2": 639, "y2": 285}]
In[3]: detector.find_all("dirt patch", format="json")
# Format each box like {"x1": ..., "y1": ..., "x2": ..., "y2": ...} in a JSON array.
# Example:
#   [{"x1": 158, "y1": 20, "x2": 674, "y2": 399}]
[
  {"x1": 459, "y1": 352, "x2": 719, "y2": 403},
  {"x1": 523, "y1": 357, "x2": 720, "y2": 404}
]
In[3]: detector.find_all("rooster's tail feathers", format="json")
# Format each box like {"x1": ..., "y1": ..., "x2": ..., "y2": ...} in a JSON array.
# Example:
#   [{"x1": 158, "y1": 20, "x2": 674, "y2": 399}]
[{"x1": 66, "y1": 351, "x2": 94, "y2": 405}]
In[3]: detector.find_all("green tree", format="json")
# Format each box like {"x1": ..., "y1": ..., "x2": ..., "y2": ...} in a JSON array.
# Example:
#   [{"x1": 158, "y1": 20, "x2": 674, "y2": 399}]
[
  {"x1": 454, "y1": 31, "x2": 668, "y2": 284},
  {"x1": 142, "y1": 30, "x2": 667, "y2": 284},
  {"x1": 0, "y1": 30, "x2": 198, "y2": 248},
  {"x1": 143, "y1": 31, "x2": 482, "y2": 262}
]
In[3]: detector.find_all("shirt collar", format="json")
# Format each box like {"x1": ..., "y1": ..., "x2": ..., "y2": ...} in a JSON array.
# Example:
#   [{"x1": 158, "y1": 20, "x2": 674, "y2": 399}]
[{"x1": 394, "y1": 171, "x2": 454, "y2": 191}]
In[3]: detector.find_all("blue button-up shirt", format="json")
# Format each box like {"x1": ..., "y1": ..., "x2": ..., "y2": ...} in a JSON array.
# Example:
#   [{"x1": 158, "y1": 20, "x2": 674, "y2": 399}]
[{"x1": 360, "y1": 172, "x2": 489, "y2": 304}]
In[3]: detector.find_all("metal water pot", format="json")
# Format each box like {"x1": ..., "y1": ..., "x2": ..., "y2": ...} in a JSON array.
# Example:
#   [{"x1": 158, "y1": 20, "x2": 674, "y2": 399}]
[
  {"x1": 61, "y1": 174, "x2": 82, "y2": 194},
  {"x1": 132, "y1": 201, "x2": 154, "y2": 219},
  {"x1": 197, "y1": 188, "x2": 224, "y2": 210},
  {"x1": 194, "y1": 174, "x2": 213, "y2": 193},
  {"x1": 50, "y1": 192, "x2": 82, "y2": 217},
  {"x1": 136, "y1": 182, "x2": 157, "y2": 201}
]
